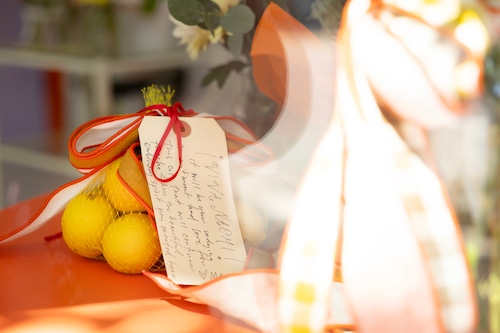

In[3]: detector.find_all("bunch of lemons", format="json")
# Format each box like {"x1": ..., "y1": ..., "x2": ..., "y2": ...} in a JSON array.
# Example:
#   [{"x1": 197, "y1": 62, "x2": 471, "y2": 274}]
[{"x1": 61, "y1": 157, "x2": 162, "y2": 274}]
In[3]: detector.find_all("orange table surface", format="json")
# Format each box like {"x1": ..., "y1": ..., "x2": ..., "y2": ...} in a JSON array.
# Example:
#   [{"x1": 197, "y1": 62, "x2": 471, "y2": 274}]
[{"x1": 0, "y1": 194, "x2": 257, "y2": 332}]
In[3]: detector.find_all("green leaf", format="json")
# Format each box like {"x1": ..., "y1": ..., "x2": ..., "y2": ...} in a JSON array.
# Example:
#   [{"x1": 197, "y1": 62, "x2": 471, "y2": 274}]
[
  {"x1": 202, "y1": 0, "x2": 222, "y2": 35},
  {"x1": 194, "y1": 0, "x2": 223, "y2": 34},
  {"x1": 199, "y1": 0, "x2": 221, "y2": 11},
  {"x1": 202, "y1": 60, "x2": 248, "y2": 88},
  {"x1": 168, "y1": 0, "x2": 205, "y2": 25},
  {"x1": 226, "y1": 33, "x2": 243, "y2": 58},
  {"x1": 221, "y1": 5, "x2": 256, "y2": 34},
  {"x1": 203, "y1": 12, "x2": 222, "y2": 35}
]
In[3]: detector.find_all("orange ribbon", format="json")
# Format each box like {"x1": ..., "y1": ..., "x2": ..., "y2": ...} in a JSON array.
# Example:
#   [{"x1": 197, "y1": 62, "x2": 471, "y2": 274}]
[{"x1": 68, "y1": 104, "x2": 187, "y2": 173}]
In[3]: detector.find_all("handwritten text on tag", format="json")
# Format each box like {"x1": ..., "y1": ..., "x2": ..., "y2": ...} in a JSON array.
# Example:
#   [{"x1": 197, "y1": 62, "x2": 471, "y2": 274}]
[{"x1": 138, "y1": 116, "x2": 246, "y2": 285}]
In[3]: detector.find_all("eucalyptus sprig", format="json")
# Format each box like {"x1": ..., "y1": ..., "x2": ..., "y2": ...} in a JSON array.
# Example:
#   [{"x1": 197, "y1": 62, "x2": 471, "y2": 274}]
[
  {"x1": 167, "y1": 0, "x2": 256, "y2": 87},
  {"x1": 167, "y1": 0, "x2": 331, "y2": 88},
  {"x1": 168, "y1": 0, "x2": 255, "y2": 56}
]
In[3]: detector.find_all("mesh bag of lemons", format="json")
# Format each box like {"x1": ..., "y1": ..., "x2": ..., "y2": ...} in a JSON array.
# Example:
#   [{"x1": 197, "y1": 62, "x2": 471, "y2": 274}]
[
  {"x1": 61, "y1": 156, "x2": 163, "y2": 274},
  {"x1": 60, "y1": 85, "x2": 272, "y2": 275},
  {"x1": 61, "y1": 158, "x2": 272, "y2": 275},
  {"x1": 60, "y1": 86, "x2": 176, "y2": 274}
]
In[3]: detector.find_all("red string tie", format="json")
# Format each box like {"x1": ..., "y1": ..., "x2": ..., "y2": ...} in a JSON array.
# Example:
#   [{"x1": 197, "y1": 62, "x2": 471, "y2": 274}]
[{"x1": 150, "y1": 102, "x2": 194, "y2": 183}]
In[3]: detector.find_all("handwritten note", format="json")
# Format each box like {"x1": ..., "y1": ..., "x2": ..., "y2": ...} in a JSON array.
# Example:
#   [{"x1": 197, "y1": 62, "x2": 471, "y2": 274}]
[{"x1": 138, "y1": 116, "x2": 247, "y2": 285}]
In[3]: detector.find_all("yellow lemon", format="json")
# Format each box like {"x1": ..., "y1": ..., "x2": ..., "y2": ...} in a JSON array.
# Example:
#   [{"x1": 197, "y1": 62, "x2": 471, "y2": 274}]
[
  {"x1": 103, "y1": 158, "x2": 146, "y2": 213},
  {"x1": 102, "y1": 213, "x2": 161, "y2": 274},
  {"x1": 117, "y1": 149, "x2": 152, "y2": 209},
  {"x1": 61, "y1": 192, "x2": 117, "y2": 258}
]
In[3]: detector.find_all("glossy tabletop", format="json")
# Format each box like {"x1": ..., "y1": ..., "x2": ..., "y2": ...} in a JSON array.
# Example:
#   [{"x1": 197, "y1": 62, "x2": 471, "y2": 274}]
[{"x1": 0, "y1": 194, "x2": 257, "y2": 332}]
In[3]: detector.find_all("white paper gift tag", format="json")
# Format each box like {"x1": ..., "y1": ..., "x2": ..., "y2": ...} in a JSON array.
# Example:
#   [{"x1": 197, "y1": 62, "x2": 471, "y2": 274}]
[{"x1": 139, "y1": 116, "x2": 247, "y2": 285}]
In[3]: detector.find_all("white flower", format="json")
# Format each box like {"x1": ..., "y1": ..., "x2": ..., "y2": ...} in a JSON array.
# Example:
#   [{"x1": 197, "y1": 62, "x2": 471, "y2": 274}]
[
  {"x1": 171, "y1": 21, "x2": 225, "y2": 60},
  {"x1": 170, "y1": 0, "x2": 240, "y2": 60}
]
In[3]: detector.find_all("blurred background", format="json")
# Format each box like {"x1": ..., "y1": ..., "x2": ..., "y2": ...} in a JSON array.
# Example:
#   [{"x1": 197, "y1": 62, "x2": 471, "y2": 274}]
[{"x1": 0, "y1": 0, "x2": 245, "y2": 208}]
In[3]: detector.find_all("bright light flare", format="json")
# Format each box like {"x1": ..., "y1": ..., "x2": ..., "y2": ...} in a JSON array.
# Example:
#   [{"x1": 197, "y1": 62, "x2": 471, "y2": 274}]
[
  {"x1": 384, "y1": 0, "x2": 461, "y2": 26},
  {"x1": 454, "y1": 10, "x2": 490, "y2": 56},
  {"x1": 454, "y1": 60, "x2": 481, "y2": 97}
]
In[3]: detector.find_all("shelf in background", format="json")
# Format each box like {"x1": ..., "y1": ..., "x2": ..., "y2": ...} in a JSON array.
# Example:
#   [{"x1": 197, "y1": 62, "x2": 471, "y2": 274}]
[
  {"x1": 0, "y1": 45, "x2": 191, "y2": 119},
  {"x1": 0, "y1": 44, "x2": 194, "y2": 207},
  {"x1": 0, "y1": 128, "x2": 79, "y2": 208},
  {"x1": 0, "y1": 144, "x2": 77, "y2": 179},
  {"x1": 0, "y1": 46, "x2": 189, "y2": 76}
]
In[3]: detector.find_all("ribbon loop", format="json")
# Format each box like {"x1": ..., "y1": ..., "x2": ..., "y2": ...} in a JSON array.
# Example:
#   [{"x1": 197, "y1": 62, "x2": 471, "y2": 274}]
[{"x1": 150, "y1": 103, "x2": 193, "y2": 183}]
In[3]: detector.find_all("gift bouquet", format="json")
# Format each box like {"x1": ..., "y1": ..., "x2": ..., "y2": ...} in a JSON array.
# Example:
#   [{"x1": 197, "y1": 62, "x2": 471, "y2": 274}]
[
  {"x1": 0, "y1": 0, "x2": 495, "y2": 332},
  {"x1": 57, "y1": 84, "x2": 281, "y2": 280}
]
